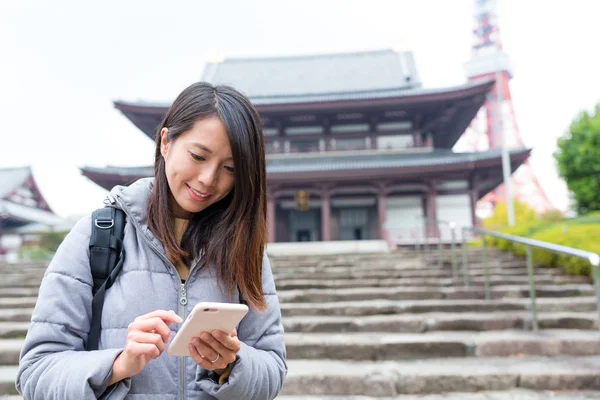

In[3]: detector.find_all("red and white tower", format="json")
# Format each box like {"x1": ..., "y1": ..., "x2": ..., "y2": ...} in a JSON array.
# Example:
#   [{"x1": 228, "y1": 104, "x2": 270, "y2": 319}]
[{"x1": 463, "y1": 0, "x2": 553, "y2": 214}]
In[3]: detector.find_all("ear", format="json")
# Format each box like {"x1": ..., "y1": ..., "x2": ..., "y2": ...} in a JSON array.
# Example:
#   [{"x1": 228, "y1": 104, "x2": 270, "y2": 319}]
[{"x1": 160, "y1": 128, "x2": 170, "y2": 158}]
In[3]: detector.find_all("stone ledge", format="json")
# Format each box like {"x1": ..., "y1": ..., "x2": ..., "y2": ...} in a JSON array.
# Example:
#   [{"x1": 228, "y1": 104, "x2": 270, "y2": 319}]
[
  {"x1": 281, "y1": 356, "x2": 600, "y2": 396},
  {"x1": 267, "y1": 241, "x2": 390, "y2": 256}
]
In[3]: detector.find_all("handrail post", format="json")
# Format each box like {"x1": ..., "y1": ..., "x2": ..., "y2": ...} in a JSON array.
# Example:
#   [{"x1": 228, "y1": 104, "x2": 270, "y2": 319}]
[
  {"x1": 592, "y1": 256, "x2": 600, "y2": 329},
  {"x1": 415, "y1": 216, "x2": 421, "y2": 253},
  {"x1": 526, "y1": 246, "x2": 539, "y2": 331},
  {"x1": 461, "y1": 228, "x2": 471, "y2": 288},
  {"x1": 482, "y1": 235, "x2": 491, "y2": 300},
  {"x1": 450, "y1": 223, "x2": 457, "y2": 282},
  {"x1": 437, "y1": 234, "x2": 443, "y2": 268},
  {"x1": 425, "y1": 230, "x2": 430, "y2": 266}
]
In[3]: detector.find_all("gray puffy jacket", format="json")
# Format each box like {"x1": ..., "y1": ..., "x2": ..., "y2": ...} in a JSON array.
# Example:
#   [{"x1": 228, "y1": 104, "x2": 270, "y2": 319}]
[{"x1": 16, "y1": 178, "x2": 287, "y2": 399}]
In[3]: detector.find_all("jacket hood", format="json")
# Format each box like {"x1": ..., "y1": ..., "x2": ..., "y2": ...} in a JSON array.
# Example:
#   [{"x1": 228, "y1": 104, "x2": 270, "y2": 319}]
[
  {"x1": 108, "y1": 177, "x2": 169, "y2": 255},
  {"x1": 109, "y1": 177, "x2": 154, "y2": 228}
]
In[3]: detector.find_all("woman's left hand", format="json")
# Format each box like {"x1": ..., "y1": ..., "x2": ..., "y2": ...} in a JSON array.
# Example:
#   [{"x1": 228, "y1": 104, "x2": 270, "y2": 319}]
[{"x1": 189, "y1": 329, "x2": 241, "y2": 374}]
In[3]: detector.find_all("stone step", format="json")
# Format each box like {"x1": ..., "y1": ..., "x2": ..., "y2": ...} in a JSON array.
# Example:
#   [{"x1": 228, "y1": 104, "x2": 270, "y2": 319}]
[
  {"x1": 271, "y1": 257, "x2": 408, "y2": 267},
  {"x1": 0, "y1": 272, "x2": 44, "y2": 278},
  {"x1": 0, "y1": 280, "x2": 42, "y2": 289},
  {"x1": 2, "y1": 313, "x2": 596, "y2": 342},
  {"x1": 280, "y1": 297, "x2": 598, "y2": 317},
  {"x1": 280, "y1": 356, "x2": 600, "y2": 396},
  {"x1": 0, "y1": 340, "x2": 23, "y2": 364},
  {"x1": 275, "y1": 272, "x2": 577, "y2": 290},
  {"x1": 0, "y1": 323, "x2": 30, "y2": 339},
  {"x1": 283, "y1": 312, "x2": 599, "y2": 333},
  {"x1": 4, "y1": 330, "x2": 599, "y2": 366},
  {"x1": 0, "y1": 299, "x2": 37, "y2": 310},
  {"x1": 0, "y1": 263, "x2": 47, "y2": 271},
  {"x1": 276, "y1": 265, "x2": 585, "y2": 279},
  {"x1": 0, "y1": 289, "x2": 38, "y2": 299},
  {"x1": 0, "y1": 366, "x2": 18, "y2": 396},
  {"x1": 277, "y1": 275, "x2": 589, "y2": 290},
  {"x1": 2, "y1": 313, "x2": 595, "y2": 342},
  {"x1": 273, "y1": 268, "x2": 563, "y2": 282},
  {"x1": 277, "y1": 285, "x2": 595, "y2": 303},
  {"x1": 272, "y1": 259, "x2": 525, "y2": 273},
  {"x1": 277, "y1": 390, "x2": 600, "y2": 399},
  {"x1": 271, "y1": 259, "x2": 520, "y2": 272},
  {"x1": 283, "y1": 330, "x2": 600, "y2": 360},
  {"x1": 0, "y1": 310, "x2": 32, "y2": 323},
  {"x1": 273, "y1": 260, "x2": 526, "y2": 274}
]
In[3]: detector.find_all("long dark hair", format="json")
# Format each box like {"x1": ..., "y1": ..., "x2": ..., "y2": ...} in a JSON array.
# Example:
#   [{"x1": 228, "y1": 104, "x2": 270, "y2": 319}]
[{"x1": 147, "y1": 82, "x2": 267, "y2": 311}]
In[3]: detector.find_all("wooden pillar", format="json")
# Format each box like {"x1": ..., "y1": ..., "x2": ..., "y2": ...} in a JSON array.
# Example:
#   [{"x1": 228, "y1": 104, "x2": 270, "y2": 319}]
[
  {"x1": 421, "y1": 196, "x2": 428, "y2": 238},
  {"x1": 267, "y1": 191, "x2": 276, "y2": 243},
  {"x1": 413, "y1": 132, "x2": 423, "y2": 148},
  {"x1": 469, "y1": 188, "x2": 478, "y2": 227},
  {"x1": 377, "y1": 185, "x2": 388, "y2": 243},
  {"x1": 321, "y1": 189, "x2": 331, "y2": 241},
  {"x1": 427, "y1": 182, "x2": 439, "y2": 238}
]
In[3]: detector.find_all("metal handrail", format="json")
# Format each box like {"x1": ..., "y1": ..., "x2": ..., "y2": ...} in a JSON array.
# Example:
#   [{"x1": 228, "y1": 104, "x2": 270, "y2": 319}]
[
  {"x1": 462, "y1": 226, "x2": 600, "y2": 331},
  {"x1": 414, "y1": 216, "x2": 458, "y2": 273}
]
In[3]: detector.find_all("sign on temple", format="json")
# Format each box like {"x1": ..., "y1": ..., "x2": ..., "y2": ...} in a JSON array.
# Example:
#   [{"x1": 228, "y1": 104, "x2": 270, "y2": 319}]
[{"x1": 81, "y1": 49, "x2": 530, "y2": 245}]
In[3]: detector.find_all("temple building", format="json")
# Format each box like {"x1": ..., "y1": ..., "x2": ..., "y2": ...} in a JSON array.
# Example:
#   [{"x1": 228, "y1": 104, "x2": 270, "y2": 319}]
[
  {"x1": 0, "y1": 167, "x2": 66, "y2": 261},
  {"x1": 81, "y1": 49, "x2": 530, "y2": 244}
]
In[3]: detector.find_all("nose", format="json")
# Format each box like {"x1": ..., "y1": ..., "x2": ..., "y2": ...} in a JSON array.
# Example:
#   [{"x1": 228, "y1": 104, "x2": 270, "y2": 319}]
[{"x1": 197, "y1": 165, "x2": 218, "y2": 187}]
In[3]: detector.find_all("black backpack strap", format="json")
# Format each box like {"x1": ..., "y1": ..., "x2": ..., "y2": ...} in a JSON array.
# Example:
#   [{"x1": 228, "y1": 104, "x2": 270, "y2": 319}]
[
  {"x1": 238, "y1": 285, "x2": 246, "y2": 305},
  {"x1": 87, "y1": 206, "x2": 126, "y2": 351}
]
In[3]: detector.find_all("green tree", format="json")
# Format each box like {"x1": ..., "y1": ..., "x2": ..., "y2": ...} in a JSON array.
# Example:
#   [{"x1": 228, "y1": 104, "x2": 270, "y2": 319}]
[{"x1": 554, "y1": 103, "x2": 600, "y2": 214}]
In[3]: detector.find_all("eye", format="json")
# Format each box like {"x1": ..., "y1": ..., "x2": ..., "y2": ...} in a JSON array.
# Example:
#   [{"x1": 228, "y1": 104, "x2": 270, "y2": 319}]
[
  {"x1": 224, "y1": 166, "x2": 235, "y2": 173},
  {"x1": 189, "y1": 152, "x2": 205, "y2": 161}
]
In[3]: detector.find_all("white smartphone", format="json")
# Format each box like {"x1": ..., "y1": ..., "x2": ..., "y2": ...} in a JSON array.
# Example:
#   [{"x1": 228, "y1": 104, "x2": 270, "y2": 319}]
[{"x1": 167, "y1": 302, "x2": 249, "y2": 357}]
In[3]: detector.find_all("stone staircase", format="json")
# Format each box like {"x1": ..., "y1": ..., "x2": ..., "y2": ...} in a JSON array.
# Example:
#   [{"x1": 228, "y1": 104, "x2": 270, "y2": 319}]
[
  {"x1": 273, "y1": 248, "x2": 600, "y2": 399},
  {"x1": 0, "y1": 262, "x2": 44, "y2": 400},
  {"x1": 1, "y1": 249, "x2": 600, "y2": 399}
]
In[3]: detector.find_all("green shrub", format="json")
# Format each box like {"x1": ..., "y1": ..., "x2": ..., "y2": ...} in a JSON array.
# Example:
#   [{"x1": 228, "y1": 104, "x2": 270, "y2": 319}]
[
  {"x1": 480, "y1": 203, "x2": 600, "y2": 277},
  {"x1": 17, "y1": 245, "x2": 54, "y2": 262},
  {"x1": 529, "y1": 224, "x2": 600, "y2": 277},
  {"x1": 484, "y1": 200, "x2": 540, "y2": 231}
]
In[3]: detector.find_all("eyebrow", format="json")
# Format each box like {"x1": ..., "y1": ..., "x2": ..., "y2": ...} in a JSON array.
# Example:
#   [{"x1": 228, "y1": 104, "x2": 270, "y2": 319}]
[{"x1": 192, "y1": 143, "x2": 233, "y2": 161}]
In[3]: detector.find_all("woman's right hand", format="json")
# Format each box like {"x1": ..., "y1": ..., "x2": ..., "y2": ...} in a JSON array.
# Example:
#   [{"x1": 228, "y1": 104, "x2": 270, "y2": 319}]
[{"x1": 109, "y1": 310, "x2": 183, "y2": 385}]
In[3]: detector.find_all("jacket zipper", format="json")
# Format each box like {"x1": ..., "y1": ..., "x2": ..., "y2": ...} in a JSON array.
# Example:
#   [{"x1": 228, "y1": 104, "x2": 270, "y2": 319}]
[
  {"x1": 180, "y1": 281, "x2": 187, "y2": 400},
  {"x1": 109, "y1": 195, "x2": 197, "y2": 400}
]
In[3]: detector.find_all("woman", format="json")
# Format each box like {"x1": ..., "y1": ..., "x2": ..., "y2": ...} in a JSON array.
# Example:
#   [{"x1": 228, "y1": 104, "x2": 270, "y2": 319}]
[{"x1": 16, "y1": 82, "x2": 287, "y2": 399}]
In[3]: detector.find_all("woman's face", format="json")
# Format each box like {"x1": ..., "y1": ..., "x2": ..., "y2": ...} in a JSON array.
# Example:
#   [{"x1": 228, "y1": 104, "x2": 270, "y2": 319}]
[{"x1": 160, "y1": 117, "x2": 235, "y2": 219}]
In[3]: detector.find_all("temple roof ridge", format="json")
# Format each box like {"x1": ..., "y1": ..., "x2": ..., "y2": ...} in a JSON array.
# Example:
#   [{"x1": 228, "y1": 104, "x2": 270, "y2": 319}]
[
  {"x1": 0, "y1": 166, "x2": 33, "y2": 200},
  {"x1": 208, "y1": 48, "x2": 402, "y2": 64}
]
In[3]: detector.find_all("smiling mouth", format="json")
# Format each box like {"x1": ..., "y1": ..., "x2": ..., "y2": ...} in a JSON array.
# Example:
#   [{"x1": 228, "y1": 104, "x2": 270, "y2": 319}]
[{"x1": 187, "y1": 184, "x2": 212, "y2": 199}]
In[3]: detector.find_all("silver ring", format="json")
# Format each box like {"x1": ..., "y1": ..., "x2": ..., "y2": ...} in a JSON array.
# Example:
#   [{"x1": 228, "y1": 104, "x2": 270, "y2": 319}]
[{"x1": 210, "y1": 353, "x2": 220, "y2": 363}]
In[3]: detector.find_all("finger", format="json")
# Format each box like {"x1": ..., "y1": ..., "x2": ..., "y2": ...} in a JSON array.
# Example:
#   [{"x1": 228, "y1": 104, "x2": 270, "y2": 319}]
[
  {"x1": 128, "y1": 341, "x2": 161, "y2": 361},
  {"x1": 189, "y1": 342, "x2": 219, "y2": 370},
  {"x1": 200, "y1": 332, "x2": 238, "y2": 361},
  {"x1": 129, "y1": 317, "x2": 171, "y2": 344},
  {"x1": 188, "y1": 341, "x2": 207, "y2": 366},
  {"x1": 130, "y1": 317, "x2": 172, "y2": 343},
  {"x1": 136, "y1": 310, "x2": 183, "y2": 324},
  {"x1": 129, "y1": 332, "x2": 165, "y2": 354},
  {"x1": 210, "y1": 330, "x2": 240, "y2": 352},
  {"x1": 190, "y1": 336, "x2": 219, "y2": 361}
]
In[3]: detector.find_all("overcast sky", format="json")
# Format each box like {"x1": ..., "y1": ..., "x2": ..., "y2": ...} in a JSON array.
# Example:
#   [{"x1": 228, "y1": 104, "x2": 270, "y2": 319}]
[{"x1": 1, "y1": 0, "x2": 599, "y2": 218}]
